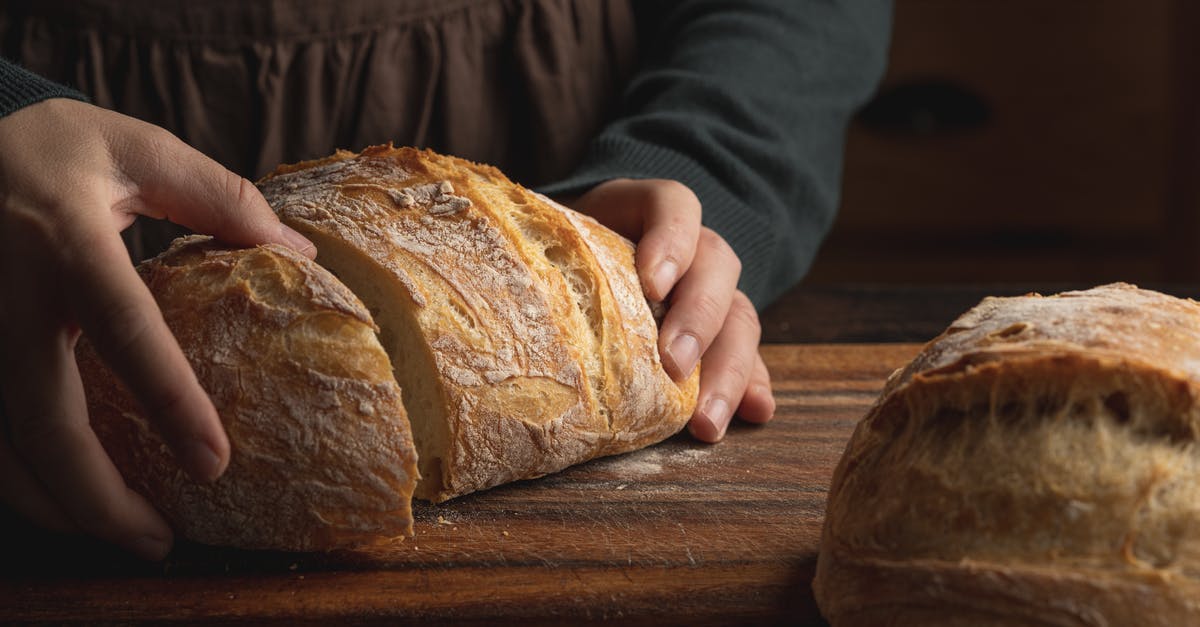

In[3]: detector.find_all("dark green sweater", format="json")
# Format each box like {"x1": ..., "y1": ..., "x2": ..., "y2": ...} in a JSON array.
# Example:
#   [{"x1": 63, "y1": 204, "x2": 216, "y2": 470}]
[{"x1": 0, "y1": 0, "x2": 892, "y2": 309}]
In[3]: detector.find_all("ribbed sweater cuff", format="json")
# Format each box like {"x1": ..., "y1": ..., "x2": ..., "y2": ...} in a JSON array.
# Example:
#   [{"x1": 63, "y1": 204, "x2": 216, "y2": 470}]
[
  {"x1": 0, "y1": 59, "x2": 88, "y2": 118},
  {"x1": 537, "y1": 136, "x2": 777, "y2": 309}
]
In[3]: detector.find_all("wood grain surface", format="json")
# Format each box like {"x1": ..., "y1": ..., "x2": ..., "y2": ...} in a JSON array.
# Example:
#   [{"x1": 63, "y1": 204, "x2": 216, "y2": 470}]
[{"x1": 0, "y1": 344, "x2": 922, "y2": 626}]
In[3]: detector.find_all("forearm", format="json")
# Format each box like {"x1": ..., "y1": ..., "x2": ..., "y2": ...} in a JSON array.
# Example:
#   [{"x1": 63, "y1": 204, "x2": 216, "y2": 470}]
[{"x1": 539, "y1": 0, "x2": 893, "y2": 309}]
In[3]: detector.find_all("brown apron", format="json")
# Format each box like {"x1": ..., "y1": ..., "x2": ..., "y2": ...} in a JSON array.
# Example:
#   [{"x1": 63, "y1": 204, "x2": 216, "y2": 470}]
[{"x1": 0, "y1": 0, "x2": 637, "y2": 257}]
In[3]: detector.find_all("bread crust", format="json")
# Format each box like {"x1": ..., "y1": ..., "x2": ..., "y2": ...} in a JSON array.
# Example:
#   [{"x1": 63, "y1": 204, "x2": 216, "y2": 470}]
[
  {"x1": 259, "y1": 145, "x2": 698, "y2": 502},
  {"x1": 78, "y1": 237, "x2": 418, "y2": 551},
  {"x1": 814, "y1": 283, "x2": 1200, "y2": 626}
]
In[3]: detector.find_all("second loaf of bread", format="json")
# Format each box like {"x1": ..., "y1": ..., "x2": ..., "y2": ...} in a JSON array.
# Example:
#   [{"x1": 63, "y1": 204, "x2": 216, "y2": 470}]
[{"x1": 814, "y1": 283, "x2": 1200, "y2": 626}]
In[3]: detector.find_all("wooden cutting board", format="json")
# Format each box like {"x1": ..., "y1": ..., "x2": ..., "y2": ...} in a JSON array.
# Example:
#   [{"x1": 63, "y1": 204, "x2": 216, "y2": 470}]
[{"x1": 0, "y1": 343, "x2": 921, "y2": 626}]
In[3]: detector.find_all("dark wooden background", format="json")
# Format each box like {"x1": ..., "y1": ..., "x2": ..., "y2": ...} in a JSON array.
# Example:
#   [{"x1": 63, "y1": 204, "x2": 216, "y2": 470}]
[{"x1": 809, "y1": 0, "x2": 1199, "y2": 285}]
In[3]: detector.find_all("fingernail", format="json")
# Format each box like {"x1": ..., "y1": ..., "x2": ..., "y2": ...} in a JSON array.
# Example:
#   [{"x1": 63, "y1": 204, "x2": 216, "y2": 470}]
[
  {"x1": 688, "y1": 415, "x2": 719, "y2": 442},
  {"x1": 752, "y1": 384, "x2": 776, "y2": 420},
  {"x1": 650, "y1": 260, "x2": 678, "y2": 300},
  {"x1": 279, "y1": 224, "x2": 317, "y2": 258},
  {"x1": 184, "y1": 440, "x2": 225, "y2": 482},
  {"x1": 701, "y1": 397, "x2": 732, "y2": 440},
  {"x1": 130, "y1": 533, "x2": 171, "y2": 561},
  {"x1": 664, "y1": 334, "x2": 700, "y2": 379}
]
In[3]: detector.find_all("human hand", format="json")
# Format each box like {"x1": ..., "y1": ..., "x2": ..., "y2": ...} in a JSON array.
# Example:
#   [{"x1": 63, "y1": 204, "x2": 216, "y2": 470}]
[
  {"x1": 0, "y1": 98, "x2": 315, "y2": 559},
  {"x1": 565, "y1": 178, "x2": 775, "y2": 442}
]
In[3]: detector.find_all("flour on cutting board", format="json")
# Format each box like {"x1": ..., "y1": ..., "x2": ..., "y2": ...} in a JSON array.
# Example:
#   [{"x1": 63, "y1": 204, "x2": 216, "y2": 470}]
[{"x1": 596, "y1": 446, "x2": 714, "y2": 477}]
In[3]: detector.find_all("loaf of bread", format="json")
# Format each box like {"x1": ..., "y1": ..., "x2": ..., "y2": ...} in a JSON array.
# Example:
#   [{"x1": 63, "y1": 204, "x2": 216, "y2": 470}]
[
  {"x1": 259, "y1": 145, "x2": 698, "y2": 502},
  {"x1": 79, "y1": 146, "x2": 697, "y2": 550},
  {"x1": 813, "y1": 283, "x2": 1200, "y2": 626}
]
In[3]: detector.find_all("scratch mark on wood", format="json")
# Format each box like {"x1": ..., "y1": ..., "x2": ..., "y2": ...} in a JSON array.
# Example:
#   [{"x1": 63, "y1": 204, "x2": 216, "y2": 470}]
[{"x1": 677, "y1": 522, "x2": 697, "y2": 566}]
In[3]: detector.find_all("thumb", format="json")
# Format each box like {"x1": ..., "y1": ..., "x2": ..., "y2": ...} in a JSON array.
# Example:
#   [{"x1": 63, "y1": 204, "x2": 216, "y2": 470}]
[{"x1": 112, "y1": 125, "x2": 315, "y2": 257}]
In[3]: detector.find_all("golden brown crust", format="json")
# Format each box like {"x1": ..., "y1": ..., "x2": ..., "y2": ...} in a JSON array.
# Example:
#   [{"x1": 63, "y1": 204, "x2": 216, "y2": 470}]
[
  {"x1": 78, "y1": 236, "x2": 418, "y2": 551},
  {"x1": 259, "y1": 145, "x2": 698, "y2": 502},
  {"x1": 814, "y1": 283, "x2": 1200, "y2": 626}
]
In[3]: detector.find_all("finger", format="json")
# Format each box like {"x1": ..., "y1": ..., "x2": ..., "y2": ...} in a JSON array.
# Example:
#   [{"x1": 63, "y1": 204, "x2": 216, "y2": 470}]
[
  {"x1": 0, "y1": 411, "x2": 78, "y2": 534},
  {"x1": 688, "y1": 291, "x2": 762, "y2": 443},
  {"x1": 108, "y1": 123, "x2": 315, "y2": 257},
  {"x1": 659, "y1": 228, "x2": 741, "y2": 381},
  {"x1": 564, "y1": 180, "x2": 702, "y2": 300},
  {"x1": 737, "y1": 352, "x2": 776, "y2": 424},
  {"x1": 562, "y1": 178, "x2": 646, "y2": 236},
  {"x1": 62, "y1": 224, "x2": 229, "y2": 483},
  {"x1": 1, "y1": 328, "x2": 173, "y2": 560},
  {"x1": 632, "y1": 182, "x2": 701, "y2": 302}
]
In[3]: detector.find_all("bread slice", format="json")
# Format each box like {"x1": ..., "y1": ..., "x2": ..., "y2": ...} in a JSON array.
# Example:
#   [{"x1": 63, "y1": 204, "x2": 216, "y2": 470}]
[
  {"x1": 259, "y1": 145, "x2": 698, "y2": 502},
  {"x1": 813, "y1": 283, "x2": 1200, "y2": 626},
  {"x1": 78, "y1": 237, "x2": 418, "y2": 551}
]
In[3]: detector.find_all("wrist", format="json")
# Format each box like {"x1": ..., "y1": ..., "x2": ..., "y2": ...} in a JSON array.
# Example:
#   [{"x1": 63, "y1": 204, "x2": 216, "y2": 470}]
[{"x1": 0, "y1": 60, "x2": 88, "y2": 120}]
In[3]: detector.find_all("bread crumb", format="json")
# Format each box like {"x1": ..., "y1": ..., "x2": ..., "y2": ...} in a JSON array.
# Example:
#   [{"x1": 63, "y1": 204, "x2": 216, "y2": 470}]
[
  {"x1": 437, "y1": 515, "x2": 454, "y2": 525},
  {"x1": 616, "y1": 484, "x2": 627, "y2": 490},
  {"x1": 502, "y1": 530, "x2": 510, "y2": 537}
]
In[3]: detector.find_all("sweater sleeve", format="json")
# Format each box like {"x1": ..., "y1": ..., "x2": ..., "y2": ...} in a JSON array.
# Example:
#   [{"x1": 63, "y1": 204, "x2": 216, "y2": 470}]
[
  {"x1": 537, "y1": 0, "x2": 893, "y2": 309},
  {"x1": 0, "y1": 59, "x2": 88, "y2": 118}
]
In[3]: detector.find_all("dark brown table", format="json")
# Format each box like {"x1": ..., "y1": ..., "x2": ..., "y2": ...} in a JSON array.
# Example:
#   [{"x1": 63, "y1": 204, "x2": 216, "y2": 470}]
[{"x1": 2, "y1": 283, "x2": 1168, "y2": 625}]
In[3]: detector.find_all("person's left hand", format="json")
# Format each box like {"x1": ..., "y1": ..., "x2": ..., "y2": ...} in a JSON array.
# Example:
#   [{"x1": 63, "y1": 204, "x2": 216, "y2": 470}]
[{"x1": 564, "y1": 178, "x2": 775, "y2": 442}]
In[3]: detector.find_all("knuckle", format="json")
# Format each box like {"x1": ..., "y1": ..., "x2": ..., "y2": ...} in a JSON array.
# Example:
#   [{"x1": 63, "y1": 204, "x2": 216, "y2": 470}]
[
  {"x1": 115, "y1": 126, "x2": 173, "y2": 183},
  {"x1": 658, "y1": 179, "x2": 699, "y2": 204},
  {"x1": 138, "y1": 124, "x2": 179, "y2": 155},
  {"x1": 229, "y1": 171, "x2": 256, "y2": 209},
  {"x1": 645, "y1": 225, "x2": 690, "y2": 259},
  {"x1": 637, "y1": 179, "x2": 699, "y2": 210},
  {"x1": 681, "y1": 291, "x2": 728, "y2": 336},
  {"x1": 700, "y1": 229, "x2": 741, "y2": 269},
  {"x1": 92, "y1": 299, "x2": 154, "y2": 362},
  {"x1": 728, "y1": 292, "x2": 761, "y2": 333},
  {"x1": 210, "y1": 171, "x2": 256, "y2": 230},
  {"x1": 129, "y1": 125, "x2": 175, "y2": 164},
  {"x1": 8, "y1": 416, "x2": 70, "y2": 452},
  {"x1": 141, "y1": 381, "x2": 193, "y2": 424},
  {"x1": 719, "y1": 351, "x2": 754, "y2": 387},
  {"x1": 86, "y1": 497, "x2": 134, "y2": 540}
]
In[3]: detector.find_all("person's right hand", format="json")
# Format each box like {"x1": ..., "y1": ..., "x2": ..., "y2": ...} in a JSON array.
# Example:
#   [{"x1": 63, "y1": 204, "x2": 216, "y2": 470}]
[{"x1": 0, "y1": 98, "x2": 315, "y2": 560}]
